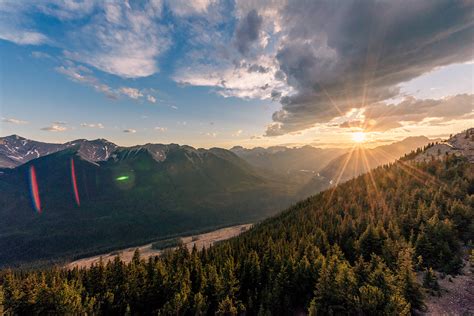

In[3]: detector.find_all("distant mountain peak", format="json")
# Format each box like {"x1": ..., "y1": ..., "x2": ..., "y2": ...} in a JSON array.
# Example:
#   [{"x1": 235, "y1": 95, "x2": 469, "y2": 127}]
[{"x1": 0, "y1": 135, "x2": 118, "y2": 168}]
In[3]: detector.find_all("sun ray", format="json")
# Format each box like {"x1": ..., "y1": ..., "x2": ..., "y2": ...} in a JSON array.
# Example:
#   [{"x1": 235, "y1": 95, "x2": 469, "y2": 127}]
[
  {"x1": 363, "y1": 149, "x2": 390, "y2": 217},
  {"x1": 315, "y1": 81, "x2": 345, "y2": 117},
  {"x1": 325, "y1": 144, "x2": 357, "y2": 208},
  {"x1": 375, "y1": 147, "x2": 443, "y2": 187}
]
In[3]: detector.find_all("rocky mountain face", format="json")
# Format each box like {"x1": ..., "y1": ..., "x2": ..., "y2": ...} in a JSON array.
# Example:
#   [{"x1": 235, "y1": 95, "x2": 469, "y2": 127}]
[
  {"x1": 0, "y1": 135, "x2": 117, "y2": 168},
  {"x1": 64, "y1": 139, "x2": 117, "y2": 162},
  {"x1": 0, "y1": 135, "x2": 64, "y2": 168}
]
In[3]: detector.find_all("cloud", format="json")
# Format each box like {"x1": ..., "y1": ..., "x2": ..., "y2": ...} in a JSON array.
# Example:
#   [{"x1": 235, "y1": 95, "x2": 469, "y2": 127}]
[
  {"x1": 165, "y1": 0, "x2": 216, "y2": 16},
  {"x1": 1, "y1": 1, "x2": 169, "y2": 78},
  {"x1": 62, "y1": 2, "x2": 169, "y2": 78},
  {"x1": 123, "y1": 129, "x2": 137, "y2": 133},
  {"x1": 2, "y1": 117, "x2": 28, "y2": 124},
  {"x1": 56, "y1": 64, "x2": 118, "y2": 99},
  {"x1": 0, "y1": 30, "x2": 48, "y2": 45},
  {"x1": 31, "y1": 51, "x2": 53, "y2": 59},
  {"x1": 154, "y1": 126, "x2": 167, "y2": 132},
  {"x1": 265, "y1": 0, "x2": 474, "y2": 135},
  {"x1": 2, "y1": 0, "x2": 472, "y2": 135},
  {"x1": 203, "y1": 132, "x2": 217, "y2": 137},
  {"x1": 147, "y1": 95, "x2": 157, "y2": 103},
  {"x1": 174, "y1": 55, "x2": 290, "y2": 99},
  {"x1": 337, "y1": 94, "x2": 474, "y2": 132},
  {"x1": 81, "y1": 122, "x2": 104, "y2": 129},
  {"x1": 171, "y1": 2, "x2": 292, "y2": 100},
  {"x1": 57, "y1": 62, "x2": 151, "y2": 101},
  {"x1": 41, "y1": 124, "x2": 67, "y2": 132},
  {"x1": 232, "y1": 129, "x2": 243, "y2": 137},
  {"x1": 119, "y1": 87, "x2": 143, "y2": 99},
  {"x1": 234, "y1": 9, "x2": 263, "y2": 55}
]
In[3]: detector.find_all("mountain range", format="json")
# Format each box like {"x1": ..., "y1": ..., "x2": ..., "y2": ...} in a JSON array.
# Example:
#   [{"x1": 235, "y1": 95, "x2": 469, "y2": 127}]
[
  {"x1": 0, "y1": 139, "x2": 297, "y2": 266},
  {"x1": 0, "y1": 133, "x2": 441, "y2": 266}
]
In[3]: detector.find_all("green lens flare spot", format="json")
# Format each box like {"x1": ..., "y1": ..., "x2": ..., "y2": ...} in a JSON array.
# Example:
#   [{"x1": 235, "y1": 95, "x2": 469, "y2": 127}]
[{"x1": 116, "y1": 176, "x2": 129, "y2": 181}]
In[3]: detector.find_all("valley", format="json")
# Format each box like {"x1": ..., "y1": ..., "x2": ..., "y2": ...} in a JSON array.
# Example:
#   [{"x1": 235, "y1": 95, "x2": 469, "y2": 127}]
[{"x1": 67, "y1": 223, "x2": 252, "y2": 269}]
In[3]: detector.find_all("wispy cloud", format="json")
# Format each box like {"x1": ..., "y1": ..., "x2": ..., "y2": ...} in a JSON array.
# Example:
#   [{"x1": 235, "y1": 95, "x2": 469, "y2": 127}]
[
  {"x1": 154, "y1": 126, "x2": 167, "y2": 132},
  {"x1": 202, "y1": 132, "x2": 217, "y2": 137},
  {"x1": 232, "y1": 129, "x2": 243, "y2": 137},
  {"x1": 119, "y1": 87, "x2": 143, "y2": 99},
  {"x1": 31, "y1": 51, "x2": 52, "y2": 59},
  {"x1": 56, "y1": 64, "x2": 118, "y2": 99},
  {"x1": 81, "y1": 122, "x2": 104, "y2": 129},
  {"x1": 165, "y1": 0, "x2": 216, "y2": 17},
  {"x1": 41, "y1": 124, "x2": 67, "y2": 132},
  {"x1": 147, "y1": 95, "x2": 157, "y2": 103},
  {"x1": 2, "y1": 117, "x2": 28, "y2": 124},
  {"x1": 61, "y1": 2, "x2": 169, "y2": 78},
  {"x1": 0, "y1": 1, "x2": 168, "y2": 78},
  {"x1": 56, "y1": 62, "x2": 159, "y2": 102},
  {"x1": 0, "y1": 30, "x2": 48, "y2": 45}
]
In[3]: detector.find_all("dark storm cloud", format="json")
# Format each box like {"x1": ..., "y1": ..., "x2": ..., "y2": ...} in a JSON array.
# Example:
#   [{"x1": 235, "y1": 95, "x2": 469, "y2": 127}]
[
  {"x1": 234, "y1": 9, "x2": 263, "y2": 55},
  {"x1": 266, "y1": 0, "x2": 474, "y2": 136}
]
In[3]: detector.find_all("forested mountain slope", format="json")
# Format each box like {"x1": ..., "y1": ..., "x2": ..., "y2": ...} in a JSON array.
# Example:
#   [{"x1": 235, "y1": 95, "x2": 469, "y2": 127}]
[
  {"x1": 0, "y1": 144, "x2": 295, "y2": 267},
  {"x1": 1, "y1": 147, "x2": 472, "y2": 314}
]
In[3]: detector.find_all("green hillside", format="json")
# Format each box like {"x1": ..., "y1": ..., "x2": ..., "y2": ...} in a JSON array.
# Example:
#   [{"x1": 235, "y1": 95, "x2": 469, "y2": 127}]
[{"x1": 1, "y1": 153, "x2": 472, "y2": 314}]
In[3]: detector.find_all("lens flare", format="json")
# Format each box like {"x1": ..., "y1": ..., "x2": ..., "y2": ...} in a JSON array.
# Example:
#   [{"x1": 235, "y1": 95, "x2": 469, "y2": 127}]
[
  {"x1": 70, "y1": 158, "x2": 80, "y2": 206},
  {"x1": 116, "y1": 176, "x2": 129, "y2": 181},
  {"x1": 29, "y1": 165, "x2": 41, "y2": 213}
]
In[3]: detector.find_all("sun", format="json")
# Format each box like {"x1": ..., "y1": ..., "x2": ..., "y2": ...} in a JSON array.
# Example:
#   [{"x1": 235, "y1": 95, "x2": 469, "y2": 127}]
[{"x1": 352, "y1": 131, "x2": 366, "y2": 143}]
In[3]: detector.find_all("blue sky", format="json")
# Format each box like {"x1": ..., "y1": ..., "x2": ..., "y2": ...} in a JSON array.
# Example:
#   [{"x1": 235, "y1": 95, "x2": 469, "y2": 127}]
[{"x1": 0, "y1": 1, "x2": 472, "y2": 148}]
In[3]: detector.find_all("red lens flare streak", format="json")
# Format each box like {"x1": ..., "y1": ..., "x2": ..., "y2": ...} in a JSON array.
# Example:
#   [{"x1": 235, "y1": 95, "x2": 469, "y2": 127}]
[
  {"x1": 29, "y1": 165, "x2": 41, "y2": 213},
  {"x1": 70, "y1": 158, "x2": 80, "y2": 206}
]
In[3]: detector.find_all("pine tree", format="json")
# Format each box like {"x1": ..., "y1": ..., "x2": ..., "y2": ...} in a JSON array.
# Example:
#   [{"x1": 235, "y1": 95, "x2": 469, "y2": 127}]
[
  {"x1": 216, "y1": 296, "x2": 238, "y2": 316},
  {"x1": 0, "y1": 285, "x2": 4, "y2": 315},
  {"x1": 397, "y1": 248, "x2": 424, "y2": 313}
]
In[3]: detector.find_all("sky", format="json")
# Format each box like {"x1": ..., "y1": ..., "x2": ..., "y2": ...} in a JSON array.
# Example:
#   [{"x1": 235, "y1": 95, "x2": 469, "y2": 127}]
[{"x1": 0, "y1": 0, "x2": 473, "y2": 149}]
